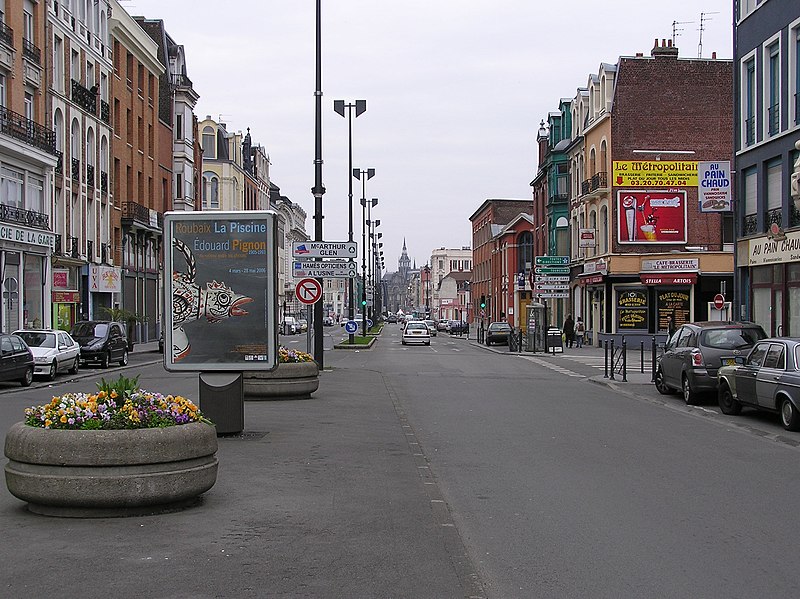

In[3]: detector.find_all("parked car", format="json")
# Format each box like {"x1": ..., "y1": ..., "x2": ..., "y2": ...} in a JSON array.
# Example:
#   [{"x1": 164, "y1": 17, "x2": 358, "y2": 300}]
[
  {"x1": 718, "y1": 338, "x2": 800, "y2": 431},
  {"x1": 282, "y1": 317, "x2": 299, "y2": 335},
  {"x1": 424, "y1": 320, "x2": 437, "y2": 336},
  {"x1": 0, "y1": 333, "x2": 34, "y2": 386},
  {"x1": 298, "y1": 318, "x2": 309, "y2": 333},
  {"x1": 486, "y1": 322, "x2": 512, "y2": 345},
  {"x1": 402, "y1": 321, "x2": 431, "y2": 346},
  {"x1": 449, "y1": 320, "x2": 469, "y2": 334},
  {"x1": 387, "y1": 314, "x2": 398, "y2": 324},
  {"x1": 323, "y1": 316, "x2": 334, "y2": 326},
  {"x1": 14, "y1": 329, "x2": 80, "y2": 380},
  {"x1": 70, "y1": 321, "x2": 129, "y2": 368},
  {"x1": 436, "y1": 320, "x2": 449, "y2": 332},
  {"x1": 655, "y1": 321, "x2": 766, "y2": 405}
]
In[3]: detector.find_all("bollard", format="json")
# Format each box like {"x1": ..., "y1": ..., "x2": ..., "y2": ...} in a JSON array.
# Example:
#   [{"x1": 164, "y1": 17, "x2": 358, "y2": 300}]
[
  {"x1": 651, "y1": 335, "x2": 657, "y2": 382},
  {"x1": 640, "y1": 340, "x2": 644, "y2": 373},
  {"x1": 622, "y1": 338, "x2": 628, "y2": 382},
  {"x1": 604, "y1": 340, "x2": 609, "y2": 378},
  {"x1": 610, "y1": 339, "x2": 615, "y2": 380}
]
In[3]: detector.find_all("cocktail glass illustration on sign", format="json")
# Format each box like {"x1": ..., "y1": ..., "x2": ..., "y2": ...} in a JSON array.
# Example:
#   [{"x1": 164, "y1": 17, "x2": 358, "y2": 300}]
[
  {"x1": 171, "y1": 238, "x2": 252, "y2": 361},
  {"x1": 622, "y1": 195, "x2": 637, "y2": 241}
]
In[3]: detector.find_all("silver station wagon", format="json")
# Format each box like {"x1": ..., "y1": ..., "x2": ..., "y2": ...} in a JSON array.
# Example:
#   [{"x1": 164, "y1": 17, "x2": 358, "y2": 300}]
[{"x1": 717, "y1": 338, "x2": 800, "y2": 431}]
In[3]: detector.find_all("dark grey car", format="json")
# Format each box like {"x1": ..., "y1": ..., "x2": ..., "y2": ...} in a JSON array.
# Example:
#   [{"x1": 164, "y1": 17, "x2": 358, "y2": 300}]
[
  {"x1": 655, "y1": 321, "x2": 766, "y2": 405},
  {"x1": 718, "y1": 338, "x2": 800, "y2": 431}
]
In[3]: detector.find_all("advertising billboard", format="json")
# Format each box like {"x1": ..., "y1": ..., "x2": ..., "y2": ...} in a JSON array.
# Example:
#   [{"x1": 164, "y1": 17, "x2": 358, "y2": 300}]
[
  {"x1": 612, "y1": 161, "x2": 698, "y2": 187},
  {"x1": 697, "y1": 161, "x2": 732, "y2": 212},
  {"x1": 617, "y1": 190, "x2": 687, "y2": 245},
  {"x1": 164, "y1": 211, "x2": 278, "y2": 371}
]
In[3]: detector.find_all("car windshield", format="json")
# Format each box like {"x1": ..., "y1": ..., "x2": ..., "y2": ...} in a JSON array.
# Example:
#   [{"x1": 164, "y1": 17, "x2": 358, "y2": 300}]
[
  {"x1": 17, "y1": 332, "x2": 55, "y2": 348},
  {"x1": 701, "y1": 327, "x2": 766, "y2": 350},
  {"x1": 425, "y1": 321, "x2": 435, "y2": 327},
  {"x1": 489, "y1": 323, "x2": 511, "y2": 331},
  {"x1": 72, "y1": 322, "x2": 108, "y2": 338}
]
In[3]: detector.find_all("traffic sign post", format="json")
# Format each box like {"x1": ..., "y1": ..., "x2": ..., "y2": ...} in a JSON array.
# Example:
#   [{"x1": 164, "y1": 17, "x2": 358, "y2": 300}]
[
  {"x1": 713, "y1": 293, "x2": 725, "y2": 310},
  {"x1": 292, "y1": 260, "x2": 357, "y2": 279},
  {"x1": 534, "y1": 266, "x2": 570, "y2": 275},
  {"x1": 344, "y1": 320, "x2": 358, "y2": 334},
  {"x1": 535, "y1": 256, "x2": 569, "y2": 266}
]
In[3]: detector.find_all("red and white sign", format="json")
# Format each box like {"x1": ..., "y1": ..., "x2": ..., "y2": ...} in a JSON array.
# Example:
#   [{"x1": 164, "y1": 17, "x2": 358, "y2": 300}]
[
  {"x1": 713, "y1": 293, "x2": 725, "y2": 310},
  {"x1": 640, "y1": 273, "x2": 697, "y2": 285},
  {"x1": 295, "y1": 278, "x2": 322, "y2": 305},
  {"x1": 618, "y1": 190, "x2": 687, "y2": 244}
]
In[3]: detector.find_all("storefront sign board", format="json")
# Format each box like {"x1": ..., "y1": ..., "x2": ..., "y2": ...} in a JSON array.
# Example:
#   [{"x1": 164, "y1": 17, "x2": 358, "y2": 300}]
[
  {"x1": 640, "y1": 274, "x2": 697, "y2": 285},
  {"x1": 89, "y1": 266, "x2": 122, "y2": 293},
  {"x1": 657, "y1": 289, "x2": 691, "y2": 331},
  {"x1": 579, "y1": 229, "x2": 596, "y2": 248},
  {"x1": 748, "y1": 230, "x2": 800, "y2": 266},
  {"x1": 641, "y1": 258, "x2": 699, "y2": 272},
  {"x1": 697, "y1": 161, "x2": 732, "y2": 212}
]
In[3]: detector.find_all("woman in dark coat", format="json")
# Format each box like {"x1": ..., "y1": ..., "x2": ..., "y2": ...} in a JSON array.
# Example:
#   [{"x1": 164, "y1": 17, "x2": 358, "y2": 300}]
[{"x1": 563, "y1": 314, "x2": 575, "y2": 348}]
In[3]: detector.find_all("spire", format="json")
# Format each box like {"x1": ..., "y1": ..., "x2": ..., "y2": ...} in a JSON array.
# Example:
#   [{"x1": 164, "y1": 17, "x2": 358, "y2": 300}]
[{"x1": 403, "y1": 237, "x2": 407, "y2": 251}]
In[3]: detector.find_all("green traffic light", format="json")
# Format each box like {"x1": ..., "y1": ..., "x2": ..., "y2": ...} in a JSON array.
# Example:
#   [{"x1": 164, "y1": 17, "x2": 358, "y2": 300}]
[{"x1": 361, "y1": 300, "x2": 367, "y2": 306}]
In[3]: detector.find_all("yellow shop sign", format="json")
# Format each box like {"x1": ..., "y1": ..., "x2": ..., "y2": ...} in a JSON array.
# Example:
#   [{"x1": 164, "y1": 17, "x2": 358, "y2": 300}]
[{"x1": 612, "y1": 161, "x2": 698, "y2": 187}]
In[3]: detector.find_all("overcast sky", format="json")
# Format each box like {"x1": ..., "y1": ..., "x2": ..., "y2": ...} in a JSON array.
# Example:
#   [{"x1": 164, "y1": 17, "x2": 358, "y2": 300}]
[{"x1": 123, "y1": 0, "x2": 734, "y2": 271}]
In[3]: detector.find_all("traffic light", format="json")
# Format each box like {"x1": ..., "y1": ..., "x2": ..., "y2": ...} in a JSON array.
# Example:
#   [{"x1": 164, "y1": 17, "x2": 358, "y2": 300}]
[
  {"x1": 480, "y1": 295, "x2": 486, "y2": 309},
  {"x1": 361, "y1": 299, "x2": 367, "y2": 307}
]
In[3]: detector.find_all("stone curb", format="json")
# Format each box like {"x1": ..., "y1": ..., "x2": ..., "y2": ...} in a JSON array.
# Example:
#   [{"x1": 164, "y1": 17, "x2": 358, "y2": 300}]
[{"x1": 334, "y1": 338, "x2": 376, "y2": 350}]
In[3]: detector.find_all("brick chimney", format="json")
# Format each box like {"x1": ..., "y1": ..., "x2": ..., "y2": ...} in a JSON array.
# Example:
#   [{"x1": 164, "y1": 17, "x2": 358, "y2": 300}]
[{"x1": 651, "y1": 38, "x2": 679, "y2": 58}]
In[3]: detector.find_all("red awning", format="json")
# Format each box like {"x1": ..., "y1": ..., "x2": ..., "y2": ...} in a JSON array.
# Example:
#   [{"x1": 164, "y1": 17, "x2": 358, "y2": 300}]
[{"x1": 640, "y1": 273, "x2": 697, "y2": 285}]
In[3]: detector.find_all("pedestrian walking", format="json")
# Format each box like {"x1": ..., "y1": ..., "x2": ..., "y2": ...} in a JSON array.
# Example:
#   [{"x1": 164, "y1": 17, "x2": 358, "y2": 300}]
[
  {"x1": 563, "y1": 314, "x2": 575, "y2": 348},
  {"x1": 667, "y1": 314, "x2": 676, "y2": 339},
  {"x1": 575, "y1": 316, "x2": 585, "y2": 348}
]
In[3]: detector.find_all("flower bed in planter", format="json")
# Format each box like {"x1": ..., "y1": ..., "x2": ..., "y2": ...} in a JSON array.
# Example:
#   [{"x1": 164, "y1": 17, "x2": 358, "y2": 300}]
[
  {"x1": 4, "y1": 376, "x2": 218, "y2": 517},
  {"x1": 243, "y1": 347, "x2": 319, "y2": 400}
]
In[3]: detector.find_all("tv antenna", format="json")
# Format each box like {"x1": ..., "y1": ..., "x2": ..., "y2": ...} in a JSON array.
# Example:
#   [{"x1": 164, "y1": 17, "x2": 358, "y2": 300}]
[
  {"x1": 698, "y1": 11, "x2": 719, "y2": 58},
  {"x1": 672, "y1": 20, "x2": 694, "y2": 46}
]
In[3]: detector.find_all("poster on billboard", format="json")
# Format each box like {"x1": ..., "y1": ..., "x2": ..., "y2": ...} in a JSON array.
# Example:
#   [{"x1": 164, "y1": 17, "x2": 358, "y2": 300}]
[
  {"x1": 612, "y1": 161, "x2": 698, "y2": 187},
  {"x1": 697, "y1": 160, "x2": 732, "y2": 212},
  {"x1": 617, "y1": 190, "x2": 687, "y2": 244},
  {"x1": 163, "y1": 211, "x2": 278, "y2": 372},
  {"x1": 579, "y1": 228, "x2": 596, "y2": 248}
]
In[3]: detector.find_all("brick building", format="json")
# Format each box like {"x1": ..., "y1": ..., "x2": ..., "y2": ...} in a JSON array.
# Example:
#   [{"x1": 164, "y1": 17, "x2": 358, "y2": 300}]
[{"x1": 469, "y1": 198, "x2": 533, "y2": 325}]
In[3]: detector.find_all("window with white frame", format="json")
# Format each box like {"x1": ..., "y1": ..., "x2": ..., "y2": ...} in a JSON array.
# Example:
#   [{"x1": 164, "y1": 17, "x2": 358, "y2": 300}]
[
  {"x1": 202, "y1": 126, "x2": 215, "y2": 158},
  {"x1": 765, "y1": 39, "x2": 781, "y2": 136},
  {"x1": 26, "y1": 175, "x2": 44, "y2": 214},
  {"x1": 766, "y1": 160, "x2": 782, "y2": 212},
  {"x1": 0, "y1": 72, "x2": 5, "y2": 108},
  {"x1": 24, "y1": 91, "x2": 33, "y2": 121},
  {"x1": 743, "y1": 54, "x2": 757, "y2": 145},
  {"x1": 54, "y1": 37, "x2": 64, "y2": 93},
  {"x1": 1, "y1": 167, "x2": 23, "y2": 208},
  {"x1": 792, "y1": 20, "x2": 800, "y2": 126},
  {"x1": 23, "y1": 0, "x2": 33, "y2": 42}
]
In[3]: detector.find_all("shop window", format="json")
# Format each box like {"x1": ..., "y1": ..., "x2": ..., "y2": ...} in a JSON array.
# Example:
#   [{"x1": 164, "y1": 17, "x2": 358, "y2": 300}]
[{"x1": 22, "y1": 254, "x2": 43, "y2": 329}]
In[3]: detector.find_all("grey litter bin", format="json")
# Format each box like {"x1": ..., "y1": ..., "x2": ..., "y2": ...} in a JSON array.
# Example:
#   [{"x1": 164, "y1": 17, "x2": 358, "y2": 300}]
[
  {"x1": 546, "y1": 327, "x2": 564, "y2": 354},
  {"x1": 199, "y1": 372, "x2": 244, "y2": 435}
]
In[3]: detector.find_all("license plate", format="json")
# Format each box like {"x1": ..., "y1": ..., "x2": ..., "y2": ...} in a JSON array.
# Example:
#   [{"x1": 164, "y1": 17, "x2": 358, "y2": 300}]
[{"x1": 722, "y1": 357, "x2": 736, "y2": 366}]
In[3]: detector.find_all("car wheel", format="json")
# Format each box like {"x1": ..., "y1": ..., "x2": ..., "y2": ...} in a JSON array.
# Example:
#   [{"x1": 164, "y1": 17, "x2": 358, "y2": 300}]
[
  {"x1": 20, "y1": 367, "x2": 33, "y2": 387},
  {"x1": 69, "y1": 357, "x2": 79, "y2": 374},
  {"x1": 718, "y1": 383, "x2": 742, "y2": 415},
  {"x1": 48, "y1": 360, "x2": 58, "y2": 381},
  {"x1": 682, "y1": 374, "x2": 699, "y2": 406},
  {"x1": 780, "y1": 398, "x2": 800, "y2": 431},
  {"x1": 654, "y1": 367, "x2": 673, "y2": 395},
  {"x1": 100, "y1": 351, "x2": 110, "y2": 369},
  {"x1": 119, "y1": 349, "x2": 129, "y2": 366}
]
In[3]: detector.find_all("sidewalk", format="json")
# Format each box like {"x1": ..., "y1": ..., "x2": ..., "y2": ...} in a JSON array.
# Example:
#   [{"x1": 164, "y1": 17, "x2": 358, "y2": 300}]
[{"x1": 0, "y1": 351, "x2": 482, "y2": 599}]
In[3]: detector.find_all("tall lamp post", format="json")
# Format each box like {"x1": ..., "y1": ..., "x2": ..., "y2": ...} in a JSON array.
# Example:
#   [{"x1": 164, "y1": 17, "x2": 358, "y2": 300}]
[
  {"x1": 423, "y1": 264, "x2": 431, "y2": 316},
  {"x1": 333, "y1": 99, "x2": 366, "y2": 345},
  {"x1": 354, "y1": 170, "x2": 375, "y2": 333},
  {"x1": 311, "y1": 0, "x2": 326, "y2": 367},
  {"x1": 367, "y1": 216, "x2": 381, "y2": 321}
]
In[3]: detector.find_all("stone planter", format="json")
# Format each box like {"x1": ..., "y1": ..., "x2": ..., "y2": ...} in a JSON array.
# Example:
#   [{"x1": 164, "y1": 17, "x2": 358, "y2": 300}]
[
  {"x1": 244, "y1": 361, "x2": 319, "y2": 400},
  {"x1": 4, "y1": 421, "x2": 218, "y2": 517}
]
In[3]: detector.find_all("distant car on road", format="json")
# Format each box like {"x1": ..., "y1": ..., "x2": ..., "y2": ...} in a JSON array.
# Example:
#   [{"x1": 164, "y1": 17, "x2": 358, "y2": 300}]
[
  {"x1": 655, "y1": 321, "x2": 766, "y2": 405},
  {"x1": 298, "y1": 319, "x2": 308, "y2": 333},
  {"x1": 0, "y1": 333, "x2": 34, "y2": 387},
  {"x1": 486, "y1": 322, "x2": 512, "y2": 346},
  {"x1": 718, "y1": 337, "x2": 800, "y2": 431},
  {"x1": 323, "y1": 316, "x2": 334, "y2": 326},
  {"x1": 14, "y1": 329, "x2": 80, "y2": 380},
  {"x1": 387, "y1": 314, "x2": 398, "y2": 323},
  {"x1": 436, "y1": 320, "x2": 449, "y2": 331},
  {"x1": 402, "y1": 321, "x2": 431, "y2": 346},
  {"x1": 424, "y1": 320, "x2": 437, "y2": 336}
]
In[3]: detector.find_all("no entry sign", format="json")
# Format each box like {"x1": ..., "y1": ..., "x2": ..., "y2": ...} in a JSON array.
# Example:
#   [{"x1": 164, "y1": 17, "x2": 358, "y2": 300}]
[
  {"x1": 713, "y1": 293, "x2": 725, "y2": 310},
  {"x1": 296, "y1": 278, "x2": 322, "y2": 305}
]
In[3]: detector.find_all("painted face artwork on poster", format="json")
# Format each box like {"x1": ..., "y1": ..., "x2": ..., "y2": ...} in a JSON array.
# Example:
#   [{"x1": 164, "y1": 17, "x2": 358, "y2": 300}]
[
  {"x1": 163, "y1": 211, "x2": 278, "y2": 372},
  {"x1": 617, "y1": 190, "x2": 687, "y2": 244}
]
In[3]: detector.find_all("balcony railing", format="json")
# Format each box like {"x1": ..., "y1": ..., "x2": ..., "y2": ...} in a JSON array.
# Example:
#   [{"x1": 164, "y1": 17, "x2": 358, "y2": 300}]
[
  {"x1": 766, "y1": 207, "x2": 782, "y2": 229},
  {"x1": 580, "y1": 180, "x2": 590, "y2": 195},
  {"x1": 767, "y1": 104, "x2": 779, "y2": 135},
  {"x1": 55, "y1": 151, "x2": 63, "y2": 174},
  {"x1": 0, "y1": 22, "x2": 12, "y2": 48},
  {"x1": 100, "y1": 171, "x2": 108, "y2": 194},
  {"x1": 87, "y1": 240, "x2": 93, "y2": 261},
  {"x1": 54, "y1": 234, "x2": 62, "y2": 256},
  {"x1": 0, "y1": 105, "x2": 57, "y2": 155},
  {"x1": 71, "y1": 158, "x2": 80, "y2": 182},
  {"x1": 67, "y1": 236, "x2": 79, "y2": 258},
  {"x1": 745, "y1": 116, "x2": 755, "y2": 145},
  {"x1": 0, "y1": 204, "x2": 50, "y2": 230},
  {"x1": 742, "y1": 214, "x2": 759, "y2": 236},
  {"x1": 121, "y1": 202, "x2": 163, "y2": 229},
  {"x1": 22, "y1": 38, "x2": 41, "y2": 64},
  {"x1": 590, "y1": 172, "x2": 607, "y2": 192},
  {"x1": 71, "y1": 79, "x2": 97, "y2": 114},
  {"x1": 100, "y1": 100, "x2": 110, "y2": 124},
  {"x1": 172, "y1": 73, "x2": 193, "y2": 88}
]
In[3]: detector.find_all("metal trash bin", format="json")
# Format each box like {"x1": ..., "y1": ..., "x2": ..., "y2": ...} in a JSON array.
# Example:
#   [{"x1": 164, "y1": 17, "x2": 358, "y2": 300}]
[
  {"x1": 199, "y1": 372, "x2": 244, "y2": 435},
  {"x1": 546, "y1": 327, "x2": 564, "y2": 354}
]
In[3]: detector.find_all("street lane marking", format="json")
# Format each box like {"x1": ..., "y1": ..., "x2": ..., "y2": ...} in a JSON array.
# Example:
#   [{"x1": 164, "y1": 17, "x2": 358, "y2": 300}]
[{"x1": 517, "y1": 355, "x2": 584, "y2": 377}]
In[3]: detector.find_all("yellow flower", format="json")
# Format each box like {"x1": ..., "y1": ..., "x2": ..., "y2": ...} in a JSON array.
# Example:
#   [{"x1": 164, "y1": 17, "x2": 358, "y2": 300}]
[
  {"x1": 110, "y1": 391, "x2": 118, "y2": 399},
  {"x1": 60, "y1": 415, "x2": 67, "y2": 423}
]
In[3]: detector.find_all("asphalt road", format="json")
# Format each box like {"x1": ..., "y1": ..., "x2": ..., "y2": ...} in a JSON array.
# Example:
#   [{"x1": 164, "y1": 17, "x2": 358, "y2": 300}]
[{"x1": 2, "y1": 328, "x2": 800, "y2": 597}]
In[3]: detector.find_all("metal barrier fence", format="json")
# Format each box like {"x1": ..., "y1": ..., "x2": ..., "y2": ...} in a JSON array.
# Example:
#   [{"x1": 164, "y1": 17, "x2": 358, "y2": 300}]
[{"x1": 604, "y1": 335, "x2": 664, "y2": 382}]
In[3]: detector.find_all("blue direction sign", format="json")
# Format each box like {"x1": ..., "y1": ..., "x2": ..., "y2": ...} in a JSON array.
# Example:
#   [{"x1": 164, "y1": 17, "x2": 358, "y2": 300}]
[
  {"x1": 344, "y1": 320, "x2": 358, "y2": 334},
  {"x1": 367, "y1": 319, "x2": 373, "y2": 329}
]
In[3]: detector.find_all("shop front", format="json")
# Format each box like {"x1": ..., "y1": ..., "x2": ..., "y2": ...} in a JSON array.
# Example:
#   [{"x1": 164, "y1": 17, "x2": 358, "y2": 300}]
[
  {"x1": 576, "y1": 258, "x2": 607, "y2": 346},
  {"x1": 0, "y1": 224, "x2": 55, "y2": 332},
  {"x1": 745, "y1": 231, "x2": 800, "y2": 337}
]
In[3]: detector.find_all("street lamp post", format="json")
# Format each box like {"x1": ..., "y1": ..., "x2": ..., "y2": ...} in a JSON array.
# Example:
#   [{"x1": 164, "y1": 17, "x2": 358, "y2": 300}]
[
  {"x1": 367, "y1": 216, "x2": 381, "y2": 322},
  {"x1": 354, "y1": 169, "x2": 375, "y2": 334},
  {"x1": 333, "y1": 100, "x2": 366, "y2": 344},
  {"x1": 311, "y1": 0, "x2": 326, "y2": 368},
  {"x1": 423, "y1": 264, "x2": 430, "y2": 316}
]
